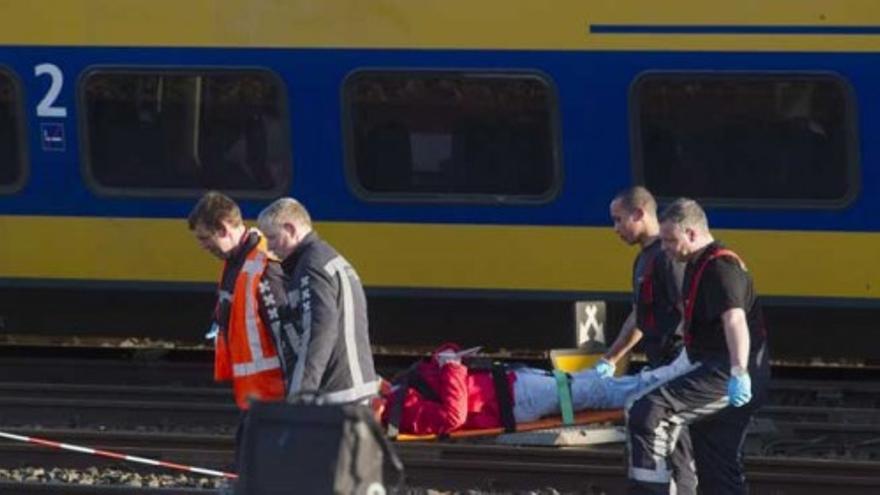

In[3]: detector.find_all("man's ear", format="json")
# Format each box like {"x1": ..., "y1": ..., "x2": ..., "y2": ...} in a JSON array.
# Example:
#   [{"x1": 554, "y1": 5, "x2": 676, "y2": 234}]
[
  {"x1": 631, "y1": 207, "x2": 645, "y2": 222},
  {"x1": 282, "y1": 221, "x2": 297, "y2": 239},
  {"x1": 685, "y1": 227, "x2": 697, "y2": 243}
]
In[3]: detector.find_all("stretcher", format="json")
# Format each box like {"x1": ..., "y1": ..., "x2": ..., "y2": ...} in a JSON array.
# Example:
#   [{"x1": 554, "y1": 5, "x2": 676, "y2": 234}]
[{"x1": 393, "y1": 408, "x2": 624, "y2": 442}]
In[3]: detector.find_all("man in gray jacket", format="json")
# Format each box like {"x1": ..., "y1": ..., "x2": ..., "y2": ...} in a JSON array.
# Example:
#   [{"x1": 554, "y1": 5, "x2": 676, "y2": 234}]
[{"x1": 257, "y1": 197, "x2": 379, "y2": 404}]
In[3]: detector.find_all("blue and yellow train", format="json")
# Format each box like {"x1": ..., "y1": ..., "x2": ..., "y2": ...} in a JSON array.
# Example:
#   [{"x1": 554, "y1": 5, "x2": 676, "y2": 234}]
[{"x1": 0, "y1": 1, "x2": 878, "y2": 359}]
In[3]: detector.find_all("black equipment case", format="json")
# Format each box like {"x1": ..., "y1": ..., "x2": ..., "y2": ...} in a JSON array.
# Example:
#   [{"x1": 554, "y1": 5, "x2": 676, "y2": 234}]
[{"x1": 235, "y1": 401, "x2": 402, "y2": 495}]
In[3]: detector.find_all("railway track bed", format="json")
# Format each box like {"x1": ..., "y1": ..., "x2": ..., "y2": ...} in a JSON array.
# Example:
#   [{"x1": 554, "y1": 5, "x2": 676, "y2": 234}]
[
  {"x1": 2, "y1": 441, "x2": 879, "y2": 495},
  {"x1": 2, "y1": 354, "x2": 880, "y2": 492}
]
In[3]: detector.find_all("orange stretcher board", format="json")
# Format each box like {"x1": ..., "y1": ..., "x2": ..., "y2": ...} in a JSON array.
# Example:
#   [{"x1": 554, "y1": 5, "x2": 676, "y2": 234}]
[{"x1": 393, "y1": 408, "x2": 624, "y2": 441}]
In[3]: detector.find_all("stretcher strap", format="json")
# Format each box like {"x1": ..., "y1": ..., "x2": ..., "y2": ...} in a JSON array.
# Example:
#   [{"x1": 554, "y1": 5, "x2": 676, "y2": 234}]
[
  {"x1": 387, "y1": 361, "x2": 436, "y2": 439},
  {"x1": 491, "y1": 365, "x2": 516, "y2": 433},
  {"x1": 386, "y1": 383, "x2": 406, "y2": 439},
  {"x1": 552, "y1": 370, "x2": 575, "y2": 425}
]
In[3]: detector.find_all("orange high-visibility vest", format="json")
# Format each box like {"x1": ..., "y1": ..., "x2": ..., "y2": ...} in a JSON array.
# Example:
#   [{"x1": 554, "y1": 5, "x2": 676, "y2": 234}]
[{"x1": 214, "y1": 243, "x2": 284, "y2": 410}]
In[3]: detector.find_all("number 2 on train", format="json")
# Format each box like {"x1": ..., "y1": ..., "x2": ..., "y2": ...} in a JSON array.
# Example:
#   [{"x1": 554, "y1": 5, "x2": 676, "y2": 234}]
[{"x1": 34, "y1": 63, "x2": 67, "y2": 118}]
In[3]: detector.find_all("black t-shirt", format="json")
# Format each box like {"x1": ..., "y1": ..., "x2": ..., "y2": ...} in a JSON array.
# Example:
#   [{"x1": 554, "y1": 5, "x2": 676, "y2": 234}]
[
  {"x1": 633, "y1": 239, "x2": 683, "y2": 366},
  {"x1": 632, "y1": 239, "x2": 659, "y2": 304},
  {"x1": 684, "y1": 242, "x2": 767, "y2": 365}
]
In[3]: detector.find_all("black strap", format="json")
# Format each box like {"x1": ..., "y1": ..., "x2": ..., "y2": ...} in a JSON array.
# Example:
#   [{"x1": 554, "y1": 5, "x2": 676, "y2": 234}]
[
  {"x1": 463, "y1": 356, "x2": 494, "y2": 370},
  {"x1": 385, "y1": 382, "x2": 407, "y2": 439},
  {"x1": 491, "y1": 364, "x2": 516, "y2": 433},
  {"x1": 408, "y1": 371, "x2": 440, "y2": 403},
  {"x1": 386, "y1": 360, "x2": 440, "y2": 439}
]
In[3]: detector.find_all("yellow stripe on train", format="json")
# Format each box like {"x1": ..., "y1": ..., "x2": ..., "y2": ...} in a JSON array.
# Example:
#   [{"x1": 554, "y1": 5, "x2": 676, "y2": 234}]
[
  {"x1": 0, "y1": 215, "x2": 877, "y2": 300},
  {"x1": 0, "y1": 1, "x2": 879, "y2": 52}
]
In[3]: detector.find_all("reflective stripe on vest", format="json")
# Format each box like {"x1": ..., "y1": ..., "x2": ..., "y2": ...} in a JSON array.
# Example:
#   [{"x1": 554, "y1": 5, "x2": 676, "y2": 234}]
[
  {"x1": 231, "y1": 252, "x2": 281, "y2": 378},
  {"x1": 321, "y1": 379, "x2": 381, "y2": 405},
  {"x1": 324, "y1": 256, "x2": 365, "y2": 388}
]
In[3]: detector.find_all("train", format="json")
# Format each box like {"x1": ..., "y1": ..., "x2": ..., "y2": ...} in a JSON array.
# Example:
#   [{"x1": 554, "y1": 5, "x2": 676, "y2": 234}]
[{"x1": 0, "y1": 1, "x2": 878, "y2": 360}]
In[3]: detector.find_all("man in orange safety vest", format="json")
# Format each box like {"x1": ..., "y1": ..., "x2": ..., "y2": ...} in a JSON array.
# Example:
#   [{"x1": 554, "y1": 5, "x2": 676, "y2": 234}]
[{"x1": 188, "y1": 191, "x2": 295, "y2": 410}]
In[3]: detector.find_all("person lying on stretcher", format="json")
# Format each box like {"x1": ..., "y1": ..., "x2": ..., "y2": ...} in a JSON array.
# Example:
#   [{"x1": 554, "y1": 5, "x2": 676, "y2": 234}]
[{"x1": 379, "y1": 343, "x2": 691, "y2": 436}]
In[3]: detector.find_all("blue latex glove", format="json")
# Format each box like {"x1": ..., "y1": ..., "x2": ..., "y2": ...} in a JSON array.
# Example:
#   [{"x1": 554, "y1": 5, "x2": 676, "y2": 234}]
[
  {"x1": 594, "y1": 358, "x2": 616, "y2": 378},
  {"x1": 205, "y1": 322, "x2": 219, "y2": 340},
  {"x1": 727, "y1": 372, "x2": 752, "y2": 407}
]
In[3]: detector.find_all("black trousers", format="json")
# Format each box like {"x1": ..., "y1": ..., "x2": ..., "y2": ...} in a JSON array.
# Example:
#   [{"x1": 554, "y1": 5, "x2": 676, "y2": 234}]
[
  {"x1": 669, "y1": 425, "x2": 697, "y2": 495},
  {"x1": 645, "y1": 346, "x2": 696, "y2": 495},
  {"x1": 626, "y1": 362, "x2": 766, "y2": 495},
  {"x1": 234, "y1": 410, "x2": 248, "y2": 471}
]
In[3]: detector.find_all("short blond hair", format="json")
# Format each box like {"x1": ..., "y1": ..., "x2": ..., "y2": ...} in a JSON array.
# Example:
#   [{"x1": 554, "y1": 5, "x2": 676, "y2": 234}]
[{"x1": 258, "y1": 197, "x2": 312, "y2": 229}]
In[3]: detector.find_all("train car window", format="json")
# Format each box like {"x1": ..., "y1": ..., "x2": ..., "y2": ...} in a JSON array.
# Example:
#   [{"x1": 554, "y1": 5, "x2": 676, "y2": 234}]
[
  {"x1": 344, "y1": 71, "x2": 560, "y2": 202},
  {"x1": 0, "y1": 70, "x2": 25, "y2": 191},
  {"x1": 81, "y1": 70, "x2": 291, "y2": 196},
  {"x1": 633, "y1": 73, "x2": 858, "y2": 207}
]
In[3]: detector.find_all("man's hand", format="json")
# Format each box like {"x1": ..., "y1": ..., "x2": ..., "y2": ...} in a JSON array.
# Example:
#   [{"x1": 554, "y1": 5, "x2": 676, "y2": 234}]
[
  {"x1": 727, "y1": 370, "x2": 752, "y2": 407},
  {"x1": 205, "y1": 323, "x2": 219, "y2": 340},
  {"x1": 594, "y1": 358, "x2": 616, "y2": 378}
]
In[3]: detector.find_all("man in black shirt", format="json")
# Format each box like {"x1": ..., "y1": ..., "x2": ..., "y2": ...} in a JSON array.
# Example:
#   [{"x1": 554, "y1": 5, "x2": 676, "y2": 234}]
[
  {"x1": 601, "y1": 186, "x2": 686, "y2": 371},
  {"x1": 600, "y1": 186, "x2": 696, "y2": 494},
  {"x1": 626, "y1": 198, "x2": 770, "y2": 495}
]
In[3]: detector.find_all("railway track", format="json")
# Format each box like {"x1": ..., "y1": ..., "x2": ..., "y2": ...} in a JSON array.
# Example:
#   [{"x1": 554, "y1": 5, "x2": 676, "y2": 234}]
[
  {"x1": 0, "y1": 483, "x2": 218, "y2": 495},
  {"x1": 2, "y1": 352, "x2": 880, "y2": 492},
  {"x1": 0, "y1": 382, "x2": 232, "y2": 430},
  {"x1": 0, "y1": 382, "x2": 228, "y2": 404},
  {"x1": 3, "y1": 413, "x2": 879, "y2": 467},
  {"x1": 2, "y1": 439, "x2": 879, "y2": 494},
  {"x1": 0, "y1": 396, "x2": 237, "y2": 432},
  {"x1": 396, "y1": 442, "x2": 880, "y2": 494},
  {"x1": 0, "y1": 356, "x2": 213, "y2": 387}
]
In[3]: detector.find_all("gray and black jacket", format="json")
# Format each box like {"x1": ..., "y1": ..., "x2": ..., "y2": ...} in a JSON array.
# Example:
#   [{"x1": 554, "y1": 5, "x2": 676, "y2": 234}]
[{"x1": 280, "y1": 232, "x2": 378, "y2": 404}]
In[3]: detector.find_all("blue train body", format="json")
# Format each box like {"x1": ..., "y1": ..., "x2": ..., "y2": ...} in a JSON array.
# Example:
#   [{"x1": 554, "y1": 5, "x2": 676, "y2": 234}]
[{"x1": 0, "y1": 1, "x2": 877, "y2": 359}]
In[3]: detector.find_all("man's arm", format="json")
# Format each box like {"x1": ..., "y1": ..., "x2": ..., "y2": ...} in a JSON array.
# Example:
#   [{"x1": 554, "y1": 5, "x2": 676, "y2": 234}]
[
  {"x1": 711, "y1": 261, "x2": 753, "y2": 407},
  {"x1": 257, "y1": 263, "x2": 294, "y2": 379},
  {"x1": 709, "y1": 260, "x2": 751, "y2": 372},
  {"x1": 288, "y1": 266, "x2": 340, "y2": 396},
  {"x1": 721, "y1": 308, "x2": 749, "y2": 371},
  {"x1": 603, "y1": 308, "x2": 644, "y2": 365}
]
